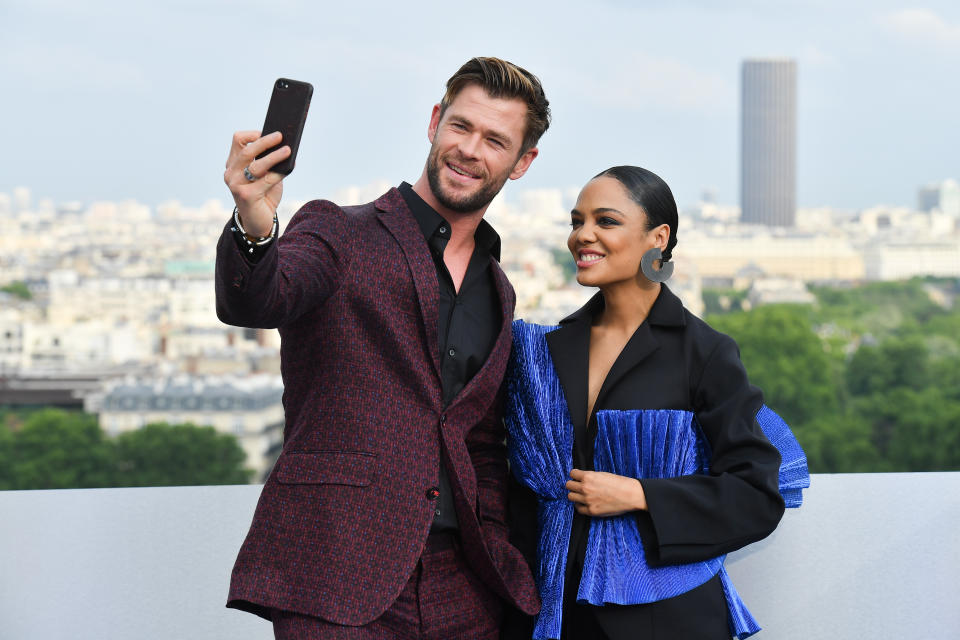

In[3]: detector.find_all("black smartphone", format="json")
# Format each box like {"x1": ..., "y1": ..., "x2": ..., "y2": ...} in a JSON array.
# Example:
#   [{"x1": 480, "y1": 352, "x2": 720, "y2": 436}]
[{"x1": 255, "y1": 78, "x2": 313, "y2": 175}]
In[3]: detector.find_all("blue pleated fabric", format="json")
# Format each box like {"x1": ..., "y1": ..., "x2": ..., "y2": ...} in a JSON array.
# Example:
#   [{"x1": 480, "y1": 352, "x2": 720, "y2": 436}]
[
  {"x1": 585, "y1": 410, "x2": 760, "y2": 639},
  {"x1": 504, "y1": 320, "x2": 809, "y2": 640},
  {"x1": 504, "y1": 321, "x2": 573, "y2": 640},
  {"x1": 580, "y1": 410, "x2": 718, "y2": 606},
  {"x1": 756, "y1": 405, "x2": 810, "y2": 508}
]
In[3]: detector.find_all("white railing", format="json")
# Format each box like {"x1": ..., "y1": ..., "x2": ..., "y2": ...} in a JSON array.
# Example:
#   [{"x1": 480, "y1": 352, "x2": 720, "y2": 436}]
[{"x1": 2, "y1": 473, "x2": 958, "y2": 639}]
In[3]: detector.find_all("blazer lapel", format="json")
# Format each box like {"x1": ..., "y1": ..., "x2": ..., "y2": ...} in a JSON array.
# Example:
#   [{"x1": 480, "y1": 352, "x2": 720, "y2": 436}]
[
  {"x1": 592, "y1": 323, "x2": 659, "y2": 418},
  {"x1": 488, "y1": 260, "x2": 516, "y2": 370},
  {"x1": 374, "y1": 189, "x2": 441, "y2": 378},
  {"x1": 592, "y1": 285, "x2": 687, "y2": 424},
  {"x1": 546, "y1": 295, "x2": 596, "y2": 468},
  {"x1": 546, "y1": 287, "x2": 687, "y2": 462},
  {"x1": 451, "y1": 259, "x2": 514, "y2": 407}
]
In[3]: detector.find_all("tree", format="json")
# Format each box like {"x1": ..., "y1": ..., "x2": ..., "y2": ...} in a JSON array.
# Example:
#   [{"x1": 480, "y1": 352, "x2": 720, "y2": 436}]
[
  {"x1": 707, "y1": 305, "x2": 840, "y2": 426},
  {"x1": 809, "y1": 278, "x2": 948, "y2": 336},
  {"x1": 112, "y1": 422, "x2": 253, "y2": 487},
  {"x1": 854, "y1": 388, "x2": 960, "y2": 471},
  {"x1": 846, "y1": 336, "x2": 931, "y2": 396},
  {"x1": 0, "y1": 411, "x2": 254, "y2": 490},
  {"x1": 1, "y1": 409, "x2": 115, "y2": 490},
  {"x1": 0, "y1": 281, "x2": 31, "y2": 300},
  {"x1": 550, "y1": 248, "x2": 576, "y2": 283},
  {"x1": 795, "y1": 413, "x2": 883, "y2": 474},
  {"x1": 0, "y1": 422, "x2": 13, "y2": 489}
]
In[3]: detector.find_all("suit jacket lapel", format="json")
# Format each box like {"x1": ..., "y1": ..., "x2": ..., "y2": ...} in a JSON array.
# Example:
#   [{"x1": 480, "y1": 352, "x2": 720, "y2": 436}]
[
  {"x1": 546, "y1": 287, "x2": 686, "y2": 463},
  {"x1": 452, "y1": 259, "x2": 514, "y2": 406},
  {"x1": 592, "y1": 286, "x2": 686, "y2": 417},
  {"x1": 489, "y1": 259, "x2": 515, "y2": 368},
  {"x1": 374, "y1": 189, "x2": 441, "y2": 379},
  {"x1": 546, "y1": 296, "x2": 595, "y2": 468}
]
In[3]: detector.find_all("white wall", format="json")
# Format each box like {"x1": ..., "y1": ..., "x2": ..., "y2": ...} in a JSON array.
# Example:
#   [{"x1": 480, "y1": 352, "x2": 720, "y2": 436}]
[{"x1": 1, "y1": 473, "x2": 958, "y2": 640}]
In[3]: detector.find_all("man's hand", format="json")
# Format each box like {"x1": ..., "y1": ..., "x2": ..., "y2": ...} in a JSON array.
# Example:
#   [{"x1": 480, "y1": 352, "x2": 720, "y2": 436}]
[
  {"x1": 565, "y1": 469, "x2": 648, "y2": 517},
  {"x1": 223, "y1": 130, "x2": 292, "y2": 237}
]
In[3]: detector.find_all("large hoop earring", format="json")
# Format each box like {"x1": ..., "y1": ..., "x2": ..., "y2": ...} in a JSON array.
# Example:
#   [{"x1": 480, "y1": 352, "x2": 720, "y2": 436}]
[{"x1": 640, "y1": 247, "x2": 674, "y2": 282}]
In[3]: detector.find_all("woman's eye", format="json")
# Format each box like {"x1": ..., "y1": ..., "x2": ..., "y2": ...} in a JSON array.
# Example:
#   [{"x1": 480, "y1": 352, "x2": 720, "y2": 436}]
[
  {"x1": 569, "y1": 220, "x2": 582, "y2": 228},
  {"x1": 599, "y1": 217, "x2": 618, "y2": 226}
]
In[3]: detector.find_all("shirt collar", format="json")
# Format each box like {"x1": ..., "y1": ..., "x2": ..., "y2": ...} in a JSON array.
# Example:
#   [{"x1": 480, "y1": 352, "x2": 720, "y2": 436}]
[
  {"x1": 560, "y1": 284, "x2": 686, "y2": 327},
  {"x1": 398, "y1": 182, "x2": 501, "y2": 262}
]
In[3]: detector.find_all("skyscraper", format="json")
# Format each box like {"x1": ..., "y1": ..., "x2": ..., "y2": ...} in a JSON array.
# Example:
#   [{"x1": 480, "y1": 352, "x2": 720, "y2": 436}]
[{"x1": 740, "y1": 59, "x2": 797, "y2": 227}]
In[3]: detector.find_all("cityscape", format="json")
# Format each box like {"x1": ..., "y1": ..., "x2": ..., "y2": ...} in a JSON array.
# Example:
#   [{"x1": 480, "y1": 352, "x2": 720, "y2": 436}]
[
  {"x1": 4, "y1": 3, "x2": 959, "y2": 636},
  {"x1": 2, "y1": 59, "x2": 959, "y2": 480}
]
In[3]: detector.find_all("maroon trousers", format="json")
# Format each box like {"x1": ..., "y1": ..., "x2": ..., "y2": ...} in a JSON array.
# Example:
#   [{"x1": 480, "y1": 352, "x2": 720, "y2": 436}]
[{"x1": 272, "y1": 533, "x2": 503, "y2": 640}]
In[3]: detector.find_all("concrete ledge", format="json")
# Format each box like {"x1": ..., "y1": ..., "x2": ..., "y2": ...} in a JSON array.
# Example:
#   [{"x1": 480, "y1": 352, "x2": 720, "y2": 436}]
[{"x1": 2, "y1": 473, "x2": 958, "y2": 639}]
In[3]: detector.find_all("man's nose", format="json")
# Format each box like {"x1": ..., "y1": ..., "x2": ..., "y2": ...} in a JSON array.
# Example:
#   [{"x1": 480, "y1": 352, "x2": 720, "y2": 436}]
[{"x1": 458, "y1": 133, "x2": 482, "y2": 159}]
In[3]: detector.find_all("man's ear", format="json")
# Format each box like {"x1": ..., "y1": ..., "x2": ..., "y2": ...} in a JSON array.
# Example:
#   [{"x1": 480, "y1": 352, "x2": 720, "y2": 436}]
[
  {"x1": 508, "y1": 147, "x2": 539, "y2": 181},
  {"x1": 427, "y1": 103, "x2": 442, "y2": 144}
]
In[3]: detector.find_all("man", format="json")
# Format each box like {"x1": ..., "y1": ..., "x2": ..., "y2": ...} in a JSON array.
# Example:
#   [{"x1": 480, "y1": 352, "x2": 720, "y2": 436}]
[{"x1": 216, "y1": 57, "x2": 550, "y2": 639}]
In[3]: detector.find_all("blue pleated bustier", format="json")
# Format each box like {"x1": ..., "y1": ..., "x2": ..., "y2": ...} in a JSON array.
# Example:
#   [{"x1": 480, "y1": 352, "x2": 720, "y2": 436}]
[{"x1": 504, "y1": 320, "x2": 810, "y2": 640}]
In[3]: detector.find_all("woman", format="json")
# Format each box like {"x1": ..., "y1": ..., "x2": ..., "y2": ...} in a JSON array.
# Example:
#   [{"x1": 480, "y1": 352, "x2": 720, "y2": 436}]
[{"x1": 502, "y1": 166, "x2": 807, "y2": 639}]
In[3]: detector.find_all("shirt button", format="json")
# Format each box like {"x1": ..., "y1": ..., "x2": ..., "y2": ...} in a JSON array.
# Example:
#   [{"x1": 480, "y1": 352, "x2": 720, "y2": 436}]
[
  {"x1": 448, "y1": 348, "x2": 456, "y2": 357},
  {"x1": 426, "y1": 487, "x2": 440, "y2": 500},
  {"x1": 439, "y1": 226, "x2": 447, "y2": 234}
]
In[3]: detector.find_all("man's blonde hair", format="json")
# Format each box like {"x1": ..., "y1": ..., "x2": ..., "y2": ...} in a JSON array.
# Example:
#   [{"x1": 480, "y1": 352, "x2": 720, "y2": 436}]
[{"x1": 439, "y1": 57, "x2": 550, "y2": 154}]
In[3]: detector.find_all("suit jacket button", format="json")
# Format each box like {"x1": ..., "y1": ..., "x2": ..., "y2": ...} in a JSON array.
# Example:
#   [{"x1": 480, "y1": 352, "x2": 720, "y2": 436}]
[{"x1": 426, "y1": 487, "x2": 440, "y2": 500}]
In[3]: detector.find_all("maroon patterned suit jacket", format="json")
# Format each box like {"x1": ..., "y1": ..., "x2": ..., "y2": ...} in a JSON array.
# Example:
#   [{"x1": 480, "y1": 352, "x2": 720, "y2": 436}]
[{"x1": 215, "y1": 188, "x2": 540, "y2": 625}]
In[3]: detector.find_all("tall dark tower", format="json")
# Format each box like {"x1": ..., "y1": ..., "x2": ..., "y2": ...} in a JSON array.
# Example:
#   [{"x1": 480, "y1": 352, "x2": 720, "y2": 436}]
[{"x1": 740, "y1": 59, "x2": 797, "y2": 226}]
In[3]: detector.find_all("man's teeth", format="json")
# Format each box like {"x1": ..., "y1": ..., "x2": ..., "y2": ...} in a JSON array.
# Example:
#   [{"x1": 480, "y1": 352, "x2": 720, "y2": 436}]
[
  {"x1": 580, "y1": 253, "x2": 603, "y2": 262},
  {"x1": 451, "y1": 165, "x2": 476, "y2": 178}
]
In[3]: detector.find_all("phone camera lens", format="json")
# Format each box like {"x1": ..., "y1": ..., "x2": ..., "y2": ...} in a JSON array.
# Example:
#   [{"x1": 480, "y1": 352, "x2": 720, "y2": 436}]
[{"x1": 278, "y1": 80, "x2": 289, "y2": 90}]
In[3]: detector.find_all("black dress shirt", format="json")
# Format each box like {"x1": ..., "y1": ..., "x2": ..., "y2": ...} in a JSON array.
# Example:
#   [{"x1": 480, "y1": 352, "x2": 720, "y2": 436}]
[{"x1": 399, "y1": 182, "x2": 503, "y2": 532}]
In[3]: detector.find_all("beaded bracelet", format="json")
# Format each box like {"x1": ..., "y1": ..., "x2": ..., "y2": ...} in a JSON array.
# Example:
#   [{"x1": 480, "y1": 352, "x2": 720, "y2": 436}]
[{"x1": 232, "y1": 206, "x2": 278, "y2": 248}]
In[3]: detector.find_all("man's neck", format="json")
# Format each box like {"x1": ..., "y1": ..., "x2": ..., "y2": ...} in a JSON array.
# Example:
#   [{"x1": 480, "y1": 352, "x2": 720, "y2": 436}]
[{"x1": 410, "y1": 175, "x2": 484, "y2": 253}]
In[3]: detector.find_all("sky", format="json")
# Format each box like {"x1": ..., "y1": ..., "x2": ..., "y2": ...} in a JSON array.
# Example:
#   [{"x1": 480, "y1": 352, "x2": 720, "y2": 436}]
[{"x1": 1, "y1": 0, "x2": 958, "y2": 211}]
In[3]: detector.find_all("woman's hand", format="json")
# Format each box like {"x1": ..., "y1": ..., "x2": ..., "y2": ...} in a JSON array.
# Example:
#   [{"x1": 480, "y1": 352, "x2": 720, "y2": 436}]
[{"x1": 565, "y1": 469, "x2": 648, "y2": 517}]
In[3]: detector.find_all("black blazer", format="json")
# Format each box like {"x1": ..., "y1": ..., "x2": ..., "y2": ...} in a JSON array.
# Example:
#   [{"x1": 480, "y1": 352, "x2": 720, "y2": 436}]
[{"x1": 504, "y1": 285, "x2": 785, "y2": 640}]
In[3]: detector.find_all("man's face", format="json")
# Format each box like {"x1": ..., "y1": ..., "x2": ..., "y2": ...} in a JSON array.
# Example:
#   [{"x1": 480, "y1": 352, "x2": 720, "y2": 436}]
[{"x1": 426, "y1": 84, "x2": 538, "y2": 215}]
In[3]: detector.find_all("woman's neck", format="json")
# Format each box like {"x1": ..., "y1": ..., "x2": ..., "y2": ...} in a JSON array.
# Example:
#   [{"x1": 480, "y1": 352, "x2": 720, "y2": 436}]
[{"x1": 595, "y1": 280, "x2": 661, "y2": 333}]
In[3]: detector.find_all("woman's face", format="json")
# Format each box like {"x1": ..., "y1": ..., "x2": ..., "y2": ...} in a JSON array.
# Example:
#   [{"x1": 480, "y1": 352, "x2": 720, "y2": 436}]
[{"x1": 567, "y1": 176, "x2": 667, "y2": 289}]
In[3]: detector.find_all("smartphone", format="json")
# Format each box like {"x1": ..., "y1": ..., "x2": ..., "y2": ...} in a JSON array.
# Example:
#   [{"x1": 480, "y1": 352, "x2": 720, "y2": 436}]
[{"x1": 255, "y1": 78, "x2": 313, "y2": 175}]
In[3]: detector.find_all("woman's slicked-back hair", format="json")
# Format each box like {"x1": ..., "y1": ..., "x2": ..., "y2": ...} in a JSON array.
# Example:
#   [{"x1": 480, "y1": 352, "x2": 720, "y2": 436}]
[
  {"x1": 593, "y1": 166, "x2": 679, "y2": 262},
  {"x1": 439, "y1": 57, "x2": 550, "y2": 154}
]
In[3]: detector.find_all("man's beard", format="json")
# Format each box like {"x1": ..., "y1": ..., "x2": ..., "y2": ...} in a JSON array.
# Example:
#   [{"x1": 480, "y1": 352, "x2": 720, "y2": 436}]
[{"x1": 426, "y1": 145, "x2": 512, "y2": 214}]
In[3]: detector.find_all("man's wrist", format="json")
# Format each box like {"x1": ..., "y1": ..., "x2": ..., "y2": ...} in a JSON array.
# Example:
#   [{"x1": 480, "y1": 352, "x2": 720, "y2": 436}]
[{"x1": 233, "y1": 206, "x2": 278, "y2": 245}]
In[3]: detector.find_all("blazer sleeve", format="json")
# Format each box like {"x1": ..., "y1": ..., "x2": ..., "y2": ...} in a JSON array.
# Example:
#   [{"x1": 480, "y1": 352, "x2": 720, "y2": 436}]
[
  {"x1": 638, "y1": 334, "x2": 785, "y2": 566},
  {"x1": 215, "y1": 199, "x2": 354, "y2": 329}
]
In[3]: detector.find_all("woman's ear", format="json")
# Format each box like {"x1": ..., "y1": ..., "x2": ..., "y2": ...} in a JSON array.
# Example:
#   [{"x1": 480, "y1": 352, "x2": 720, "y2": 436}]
[{"x1": 653, "y1": 223, "x2": 671, "y2": 252}]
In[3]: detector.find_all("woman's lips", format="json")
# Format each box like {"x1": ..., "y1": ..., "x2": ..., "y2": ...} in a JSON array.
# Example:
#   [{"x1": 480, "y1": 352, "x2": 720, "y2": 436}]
[{"x1": 575, "y1": 250, "x2": 605, "y2": 268}]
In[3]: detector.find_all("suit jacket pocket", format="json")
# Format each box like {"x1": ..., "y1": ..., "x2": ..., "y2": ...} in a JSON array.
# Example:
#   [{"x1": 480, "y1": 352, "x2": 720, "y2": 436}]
[{"x1": 273, "y1": 450, "x2": 376, "y2": 486}]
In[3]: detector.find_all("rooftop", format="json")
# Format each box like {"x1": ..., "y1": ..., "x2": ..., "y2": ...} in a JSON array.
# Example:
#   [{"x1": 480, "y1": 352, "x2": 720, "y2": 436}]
[{"x1": 1, "y1": 472, "x2": 957, "y2": 639}]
